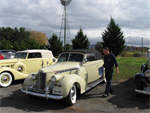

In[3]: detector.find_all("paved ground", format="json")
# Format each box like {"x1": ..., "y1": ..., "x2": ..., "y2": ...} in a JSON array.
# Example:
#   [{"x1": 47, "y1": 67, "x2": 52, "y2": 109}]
[{"x1": 0, "y1": 78, "x2": 150, "y2": 113}]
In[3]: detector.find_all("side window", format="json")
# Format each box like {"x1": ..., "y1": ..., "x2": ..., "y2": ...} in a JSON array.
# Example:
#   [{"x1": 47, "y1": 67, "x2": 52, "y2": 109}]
[
  {"x1": 28, "y1": 53, "x2": 42, "y2": 59},
  {"x1": 87, "y1": 55, "x2": 96, "y2": 61},
  {"x1": 58, "y1": 53, "x2": 69, "y2": 62}
]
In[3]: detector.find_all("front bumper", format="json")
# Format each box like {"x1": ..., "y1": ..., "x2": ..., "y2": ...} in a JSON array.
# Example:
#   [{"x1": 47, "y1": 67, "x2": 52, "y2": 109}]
[
  {"x1": 21, "y1": 89, "x2": 63, "y2": 100},
  {"x1": 135, "y1": 89, "x2": 150, "y2": 95}
]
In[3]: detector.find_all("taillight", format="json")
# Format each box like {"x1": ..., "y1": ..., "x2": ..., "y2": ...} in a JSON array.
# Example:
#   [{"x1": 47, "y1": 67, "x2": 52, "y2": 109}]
[{"x1": 0, "y1": 54, "x2": 4, "y2": 60}]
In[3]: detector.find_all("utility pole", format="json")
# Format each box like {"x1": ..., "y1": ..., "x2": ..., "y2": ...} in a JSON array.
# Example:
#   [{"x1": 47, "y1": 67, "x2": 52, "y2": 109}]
[
  {"x1": 141, "y1": 37, "x2": 144, "y2": 55},
  {"x1": 64, "y1": 6, "x2": 67, "y2": 47}
]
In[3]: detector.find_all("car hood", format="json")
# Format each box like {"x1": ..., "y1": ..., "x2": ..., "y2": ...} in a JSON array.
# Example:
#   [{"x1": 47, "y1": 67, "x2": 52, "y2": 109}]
[
  {"x1": 41, "y1": 62, "x2": 81, "y2": 73},
  {"x1": 0, "y1": 58, "x2": 25, "y2": 67},
  {"x1": 0, "y1": 58, "x2": 18, "y2": 65}
]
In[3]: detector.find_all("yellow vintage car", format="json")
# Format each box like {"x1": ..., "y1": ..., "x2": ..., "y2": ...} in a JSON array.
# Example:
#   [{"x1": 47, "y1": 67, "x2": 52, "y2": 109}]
[
  {"x1": 21, "y1": 50, "x2": 105, "y2": 105},
  {"x1": 0, "y1": 50, "x2": 55, "y2": 87}
]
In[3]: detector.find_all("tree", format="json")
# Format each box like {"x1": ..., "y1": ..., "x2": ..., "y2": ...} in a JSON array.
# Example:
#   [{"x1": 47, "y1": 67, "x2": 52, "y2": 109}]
[
  {"x1": 72, "y1": 28, "x2": 90, "y2": 49},
  {"x1": 48, "y1": 34, "x2": 63, "y2": 56},
  {"x1": 64, "y1": 44, "x2": 72, "y2": 51},
  {"x1": 30, "y1": 31, "x2": 48, "y2": 45},
  {"x1": 0, "y1": 39, "x2": 13, "y2": 49},
  {"x1": 102, "y1": 17, "x2": 125, "y2": 56},
  {"x1": 0, "y1": 27, "x2": 46, "y2": 50},
  {"x1": 95, "y1": 42, "x2": 103, "y2": 53}
]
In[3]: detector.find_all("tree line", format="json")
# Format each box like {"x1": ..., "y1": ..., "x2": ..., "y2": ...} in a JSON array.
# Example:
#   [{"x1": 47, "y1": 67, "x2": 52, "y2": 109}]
[{"x1": 0, "y1": 18, "x2": 125, "y2": 57}]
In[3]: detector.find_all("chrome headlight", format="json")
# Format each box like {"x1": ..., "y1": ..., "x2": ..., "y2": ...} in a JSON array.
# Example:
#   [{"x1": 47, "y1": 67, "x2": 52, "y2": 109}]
[
  {"x1": 144, "y1": 70, "x2": 150, "y2": 77},
  {"x1": 17, "y1": 66, "x2": 23, "y2": 72},
  {"x1": 31, "y1": 74, "x2": 36, "y2": 80}
]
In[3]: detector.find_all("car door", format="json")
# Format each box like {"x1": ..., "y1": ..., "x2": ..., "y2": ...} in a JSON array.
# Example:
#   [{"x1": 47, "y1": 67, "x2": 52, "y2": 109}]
[
  {"x1": 26, "y1": 52, "x2": 43, "y2": 74},
  {"x1": 83, "y1": 55, "x2": 103, "y2": 83},
  {"x1": 83, "y1": 56, "x2": 98, "y2": 83}
]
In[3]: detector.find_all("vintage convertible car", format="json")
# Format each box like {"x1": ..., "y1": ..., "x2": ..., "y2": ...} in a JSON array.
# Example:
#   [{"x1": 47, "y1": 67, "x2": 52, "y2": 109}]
[
  {"x1": 0, "y1": 50, "x2": 55, "y2": 87},
  {"x1": 21, "y1": 50, "x2": 105, "y2": 105},
  {"x1": 134, "y1": 50, "x2": 150, "y2": 95}
]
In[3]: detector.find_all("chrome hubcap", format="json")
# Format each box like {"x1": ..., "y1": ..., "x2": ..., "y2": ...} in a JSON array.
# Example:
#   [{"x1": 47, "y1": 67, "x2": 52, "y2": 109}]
[
  {"x1": 70, "y1": 86, "x2": 76, "y2": 104},
  {"x1": 1, "y1": 75, "x2": 10, "y2": 84}
]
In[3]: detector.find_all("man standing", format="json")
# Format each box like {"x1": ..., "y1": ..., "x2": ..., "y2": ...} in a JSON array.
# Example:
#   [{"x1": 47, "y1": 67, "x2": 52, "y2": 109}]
[{"x1": 103, "y1": 47, "x2": 119, "y2": 97}]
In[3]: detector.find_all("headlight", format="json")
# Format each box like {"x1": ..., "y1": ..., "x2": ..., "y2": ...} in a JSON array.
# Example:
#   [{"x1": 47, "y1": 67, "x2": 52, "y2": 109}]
[
  {"x1": 51, "y1": 76, "x2": 56, "y2": 82},
  {"x1": 144, "y1": 70, "x2": 150, "y2": 77},
  {"x1": 18, "y1": 66, "x2": 23, "y2": 72},
  {"x1": 31, "y1": 74, "x2": 36, "y2": 80}
]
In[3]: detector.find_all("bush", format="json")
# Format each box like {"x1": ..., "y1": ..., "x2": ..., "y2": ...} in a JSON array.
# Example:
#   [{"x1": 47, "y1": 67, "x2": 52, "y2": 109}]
[
  {"x1": 120, "y1": 51, "x2": 143, "y2": 57},
  {"x1": 133, "y1": 53, "x2": 142, "y2": 57}
]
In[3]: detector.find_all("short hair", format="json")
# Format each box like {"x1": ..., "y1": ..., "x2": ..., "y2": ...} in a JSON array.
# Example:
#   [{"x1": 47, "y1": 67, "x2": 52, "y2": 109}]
[{"x1": 103, "y1": 47, "x2": 109, "y2": 51}]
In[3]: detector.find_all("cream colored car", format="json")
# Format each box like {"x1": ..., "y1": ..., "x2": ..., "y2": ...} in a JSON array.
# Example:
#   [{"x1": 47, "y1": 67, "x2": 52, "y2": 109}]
[
  {"x1": 21, "y1": 50, "x2": 105, "y2": 105},
  {"x1": 0, "y1": 50, "x2": 55, "y2": 87}
]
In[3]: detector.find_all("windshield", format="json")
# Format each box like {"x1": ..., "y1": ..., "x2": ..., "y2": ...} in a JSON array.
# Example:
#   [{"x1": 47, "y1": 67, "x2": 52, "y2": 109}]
[
  {"x1": 15, "y1": 52, "x2": 27, "y2": 59},
  {"x1": 58, "y1": 53, "x2": 84, "y2": 62}
]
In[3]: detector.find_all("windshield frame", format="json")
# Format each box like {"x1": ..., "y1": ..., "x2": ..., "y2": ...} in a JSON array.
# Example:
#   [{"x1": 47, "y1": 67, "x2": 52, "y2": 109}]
[{"x1": 57, "y1": 52, "x2": 84, "y2": 63}]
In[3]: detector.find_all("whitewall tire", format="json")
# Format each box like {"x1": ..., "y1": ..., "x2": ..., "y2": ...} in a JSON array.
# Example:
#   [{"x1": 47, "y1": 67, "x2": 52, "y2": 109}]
[
  {"x1": 67, "y1": 85, "x2": 77, "y2": 105},
  {"x1": 0, "y1": 72, "x2": 13, "y2": 87}
]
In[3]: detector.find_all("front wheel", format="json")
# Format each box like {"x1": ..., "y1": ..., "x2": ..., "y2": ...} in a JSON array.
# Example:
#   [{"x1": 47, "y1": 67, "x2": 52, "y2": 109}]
[
  {"x1": 0, "y1": 72, "x2": 13, "y2": 87},
  {"x1": 66, "y1": 85, "x2": 77, "y2": 105}
]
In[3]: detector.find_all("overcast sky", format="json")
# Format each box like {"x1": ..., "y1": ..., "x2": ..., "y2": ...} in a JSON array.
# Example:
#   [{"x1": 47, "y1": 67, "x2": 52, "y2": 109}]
[{"x1": 0, "y1": 0, "x2": 150, "y2": 46}]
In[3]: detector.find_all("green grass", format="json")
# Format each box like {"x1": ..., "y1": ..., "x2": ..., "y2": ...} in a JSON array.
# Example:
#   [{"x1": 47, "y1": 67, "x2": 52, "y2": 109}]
[{"x1": 113, "y1": 57, "x2": 147, "y2": 81}]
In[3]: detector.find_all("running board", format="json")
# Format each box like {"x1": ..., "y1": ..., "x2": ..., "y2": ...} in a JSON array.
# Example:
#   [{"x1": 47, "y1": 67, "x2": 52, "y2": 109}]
[
  {"x1": 83, "y1": 79, "x2": 105, "y2": 94},
  {"x1": 135, "y1": 89, "x2": 150, "y2": 95}
]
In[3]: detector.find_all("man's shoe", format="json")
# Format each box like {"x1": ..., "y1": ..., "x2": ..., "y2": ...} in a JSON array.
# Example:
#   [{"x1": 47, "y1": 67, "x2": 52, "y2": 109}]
[{"x1": 103, "y1": 94, "x2": 109, "y2": 97}]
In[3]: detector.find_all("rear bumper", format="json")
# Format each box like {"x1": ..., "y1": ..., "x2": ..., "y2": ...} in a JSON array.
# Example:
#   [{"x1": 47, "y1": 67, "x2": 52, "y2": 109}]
[
  {"x1": 21, "y1": 89, "x2": 63, "y2": 100},
  {"x1": 135, "y1": 89, "x2": 150, "y2": 95}
]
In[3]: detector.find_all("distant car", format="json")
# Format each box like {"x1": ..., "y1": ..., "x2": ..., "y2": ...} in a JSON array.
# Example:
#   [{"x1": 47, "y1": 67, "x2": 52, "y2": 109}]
[
  {"x1": 0, "y1": 54, "x2": 4, "y2": 60},
  {"x1": 134, "y1": 49, "x2": 150, "y2": 95},
  {"x1": 0, "y1": 49, "x2": 56, "y2": 87},
  {"x1": 21, "y1": 50, "x2": 105, "y2": 105},
  {"x1": 0, "y1": 50, "x2": 16, "y2": 60}
]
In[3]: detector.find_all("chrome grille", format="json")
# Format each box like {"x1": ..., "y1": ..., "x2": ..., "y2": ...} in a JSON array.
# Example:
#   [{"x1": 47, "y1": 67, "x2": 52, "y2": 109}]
[{"x1": 35, "y1": 71, "x2": 46, "y2": 90}]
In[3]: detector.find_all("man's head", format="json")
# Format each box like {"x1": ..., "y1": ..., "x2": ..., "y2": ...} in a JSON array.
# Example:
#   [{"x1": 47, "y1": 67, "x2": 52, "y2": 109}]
[{"x1": 103, "y1": 47, "x2": 110, "y2": 55}]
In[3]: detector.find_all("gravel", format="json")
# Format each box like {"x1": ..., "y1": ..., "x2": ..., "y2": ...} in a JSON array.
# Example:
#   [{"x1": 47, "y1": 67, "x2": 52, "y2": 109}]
[{"x1": 0, "y1": 78, "x2": 150, "y2": 113}]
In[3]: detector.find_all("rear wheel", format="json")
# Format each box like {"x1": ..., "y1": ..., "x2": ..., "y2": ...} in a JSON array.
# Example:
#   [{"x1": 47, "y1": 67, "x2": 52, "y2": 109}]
[
  {"x1": 67, "y1": 85, "x2": 77, "y2": 105},
  {"x1": 0, "y1": 72, "x2": 13, "y2": 87}
]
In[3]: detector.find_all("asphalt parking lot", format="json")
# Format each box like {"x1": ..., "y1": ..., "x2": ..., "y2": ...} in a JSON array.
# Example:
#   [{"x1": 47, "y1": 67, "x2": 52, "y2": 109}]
[{"x1": 0, "y1": 78, "x2": 150, "y2": 113}]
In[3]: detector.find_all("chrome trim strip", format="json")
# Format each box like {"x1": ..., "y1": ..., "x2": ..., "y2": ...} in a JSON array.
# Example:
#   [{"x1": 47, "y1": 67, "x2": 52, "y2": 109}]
[
  {"x1": 20, "y1": 89, "x2": 63, "y2": 100},
  {"x1": 85, "y1": 79, "x2": 104, "y2": 93},
  {"x1": 135, "y1": 89, "x2": 150, "y2": 95},
  {"x1": 55, "y1": 67, "x2": 79, "y2": 74}
]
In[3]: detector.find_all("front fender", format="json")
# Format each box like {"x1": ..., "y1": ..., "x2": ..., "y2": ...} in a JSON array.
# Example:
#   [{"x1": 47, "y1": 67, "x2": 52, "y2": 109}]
[
  {"x1": 134, "y1": 73, "x2": 148, "y2": 84},
  {"x1": 14, "y1": 62, "x2": 26, "y2": 73},
  {"x1": 134, "y1": 73, "x2": 144, "y2": 79},
  {"x1": 0, "y1": 67, "x2": 28, "y2": 80},
  {"x1": 61, "y1": 74, "x2": 86, "y2": 97}
]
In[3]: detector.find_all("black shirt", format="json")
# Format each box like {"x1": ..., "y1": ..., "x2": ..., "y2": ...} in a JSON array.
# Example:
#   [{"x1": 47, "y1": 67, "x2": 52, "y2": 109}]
[{"x1": 103, "y1": 53, "x2": 118, "y2": 70}]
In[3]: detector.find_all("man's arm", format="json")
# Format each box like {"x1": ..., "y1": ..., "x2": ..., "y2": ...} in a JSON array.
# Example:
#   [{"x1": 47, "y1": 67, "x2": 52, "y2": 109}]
[
  {"x1": 116, "y1": 66, "x2": 119, "y2": 74},
  {"x1": 112, "y1": 54, "x2": 119, "y2": 74},
  {"x1": 111, "y1": 54, "x2": 118, "y2": 67}
]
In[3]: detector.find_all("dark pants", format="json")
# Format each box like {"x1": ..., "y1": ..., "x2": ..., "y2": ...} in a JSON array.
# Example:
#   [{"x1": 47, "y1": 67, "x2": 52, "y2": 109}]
[{"x1": 105, "y1": 68, "x2": 113, "y2": 95}]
